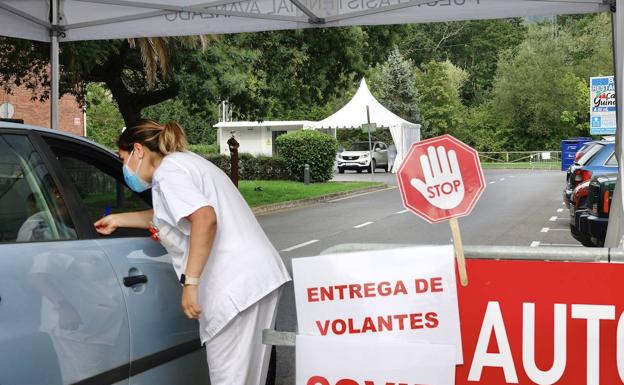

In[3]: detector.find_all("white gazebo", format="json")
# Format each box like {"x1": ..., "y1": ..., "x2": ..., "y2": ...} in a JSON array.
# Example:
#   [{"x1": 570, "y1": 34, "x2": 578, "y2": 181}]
[{"x1": 312, "y1": 78, "x2": 420, "y2": 172}]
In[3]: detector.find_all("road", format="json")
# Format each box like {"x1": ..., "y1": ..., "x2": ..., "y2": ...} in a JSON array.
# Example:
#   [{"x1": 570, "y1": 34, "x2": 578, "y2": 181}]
[{"x1": 257, "y1": 169, "x2": 577, "y2": 385}]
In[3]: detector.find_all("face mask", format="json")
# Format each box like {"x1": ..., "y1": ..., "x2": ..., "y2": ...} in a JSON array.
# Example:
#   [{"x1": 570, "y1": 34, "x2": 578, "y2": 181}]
[{"x1": 123, "y1": 150, "x2": 152, "y2": 193}]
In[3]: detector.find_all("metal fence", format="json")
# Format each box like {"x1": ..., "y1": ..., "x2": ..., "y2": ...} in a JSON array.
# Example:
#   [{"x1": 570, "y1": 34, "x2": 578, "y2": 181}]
[{"x1": 479, "y1": 151, "x2": 561, "y2": 170}]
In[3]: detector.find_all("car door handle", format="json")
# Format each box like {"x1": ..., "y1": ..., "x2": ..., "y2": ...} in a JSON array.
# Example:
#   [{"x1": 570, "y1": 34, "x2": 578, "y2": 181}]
[{"x1": 123, "y1": 274, "x2": 148, "y2": 287}]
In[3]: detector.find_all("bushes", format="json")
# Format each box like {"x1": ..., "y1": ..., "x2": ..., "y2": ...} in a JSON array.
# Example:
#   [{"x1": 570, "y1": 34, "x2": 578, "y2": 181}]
[
  {"x1": 202, "y1": 153, "x2": 290, "y2": 181},
  {"x1": 189, "y1": 143, "x2": 219, "y2": 156},
  {"x1": 276, "y1": 130, "x2": 337, "y2": 182}
]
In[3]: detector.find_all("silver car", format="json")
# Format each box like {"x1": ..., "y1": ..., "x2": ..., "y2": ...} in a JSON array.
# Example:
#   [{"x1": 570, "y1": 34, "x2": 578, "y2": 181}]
[
  {"x1": 0, "y1": 123, "x2": 218, "y2": 384},
  {"x1": 337, "y1": 141, "x2": 389, "y2": 173}
]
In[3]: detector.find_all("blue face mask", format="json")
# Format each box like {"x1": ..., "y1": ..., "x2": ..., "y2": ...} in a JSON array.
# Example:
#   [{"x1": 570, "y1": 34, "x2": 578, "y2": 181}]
[{"x1": 123, "y1": 150, "x2": 152, "y2": 193}]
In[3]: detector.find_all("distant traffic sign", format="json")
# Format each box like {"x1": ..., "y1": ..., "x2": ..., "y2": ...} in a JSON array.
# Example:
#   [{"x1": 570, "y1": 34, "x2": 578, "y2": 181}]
[{"x1": 396, "y1": 135, "x2": 485, "y2": 223}]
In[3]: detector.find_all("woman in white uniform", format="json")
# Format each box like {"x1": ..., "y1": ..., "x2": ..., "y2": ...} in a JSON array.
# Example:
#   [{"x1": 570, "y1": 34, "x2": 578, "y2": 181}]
[{"x1": 94, "y1": 119, "x2": 291, "y2": 385}]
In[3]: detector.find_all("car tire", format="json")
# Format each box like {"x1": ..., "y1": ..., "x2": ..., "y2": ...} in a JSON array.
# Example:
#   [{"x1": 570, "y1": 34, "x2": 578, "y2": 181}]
[
  {"x1": 384, "y1": 164, "x2": 389, "y2": 173},
  {"x1": 357, "y1": 168, "x2": 363, "y2": 173},
  {"x1": 369, "y1": 159, "x2": 376, "y2": 173},
  {"x1": 338, "y1": 168, "x2": 344, "y2": 174}
]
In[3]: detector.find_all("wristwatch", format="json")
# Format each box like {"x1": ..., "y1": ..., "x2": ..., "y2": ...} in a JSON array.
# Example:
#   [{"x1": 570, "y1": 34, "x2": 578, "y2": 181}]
[{"x1": 179, "y1": 274, "x2": 200, "y2": 286}]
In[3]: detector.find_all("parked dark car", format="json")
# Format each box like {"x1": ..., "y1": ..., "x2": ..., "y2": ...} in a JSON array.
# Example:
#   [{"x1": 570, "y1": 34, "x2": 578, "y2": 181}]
[
  {"x1": 563, "y1": 140, "x2": 617, "y2": 208},
  {"x1": 586, "y1": 173, "x2": 617, "y2": 247},
  {"x1": 569, "y1": 179, "x2": 592, "y2": 246}
]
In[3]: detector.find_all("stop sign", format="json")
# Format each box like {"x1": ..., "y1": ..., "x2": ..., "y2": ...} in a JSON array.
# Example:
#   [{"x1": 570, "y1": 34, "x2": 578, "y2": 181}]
[{"x1": 397, "y1": 134, "x2": 485, "y2": 223}]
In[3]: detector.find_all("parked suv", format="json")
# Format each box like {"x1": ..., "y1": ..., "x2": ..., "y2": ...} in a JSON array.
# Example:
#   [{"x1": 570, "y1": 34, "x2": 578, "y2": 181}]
[
  {"x1": 337, "y1": 141, "x2": 389, "y2": 173},
  {"x1": 0, "y1": 123, "x2": 214, "y2": 384}
]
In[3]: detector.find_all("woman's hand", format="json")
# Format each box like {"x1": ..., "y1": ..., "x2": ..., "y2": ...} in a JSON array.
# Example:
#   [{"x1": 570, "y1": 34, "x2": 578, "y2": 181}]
[
  {"x1": 94, "y1": 214, "x2": 120, "y2": 235},
  {"x1": 181, "y1": 285, "x2": 202, "y2": 319}
]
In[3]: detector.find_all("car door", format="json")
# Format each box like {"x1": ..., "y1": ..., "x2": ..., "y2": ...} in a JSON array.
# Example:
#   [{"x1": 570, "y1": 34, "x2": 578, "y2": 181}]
[
  {"x1": 42, "y1": 134, "x2": 208, "y2": 384},
  {"x1": 0, "y1": 130, "x2": 131, "y2": 385},
  {"x1": 375, "y1": 143, "x2": 388, "y2": 165}
]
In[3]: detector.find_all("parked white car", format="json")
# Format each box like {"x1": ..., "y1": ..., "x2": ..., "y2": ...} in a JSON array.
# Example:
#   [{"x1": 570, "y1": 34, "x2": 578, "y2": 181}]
[{"x1": 337, "y1": 141, "x2": 389, "y2": 173}]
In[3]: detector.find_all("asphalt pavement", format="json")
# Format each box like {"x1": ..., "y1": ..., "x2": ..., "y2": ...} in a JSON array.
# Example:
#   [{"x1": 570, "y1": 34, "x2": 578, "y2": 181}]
[{"x1": 258, "y1": 168, "x2": 577, "y2": 385}]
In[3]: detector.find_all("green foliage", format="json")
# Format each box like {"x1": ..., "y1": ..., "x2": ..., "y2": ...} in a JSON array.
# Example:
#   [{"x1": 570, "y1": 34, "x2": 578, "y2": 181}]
[
  {"x1": 368, "y1": 48, "x2": 422, "y2": 124},
  {"x1": 489, "y1": 24, "x2": 591, "y2": 150},
  {"x1": 188, "y1": 143, "x2": 219, "y2": 156},
  {"x1": 201, "y1": 153, "x2": 290, "y2": 181},
  {"x1": 336, "y1": 129, "x2": 394, "y2": 151},
  {"x1": 144, "y1": 98, "x2": 216, "y2": 144},
  {"x1": 276, "y1": 130, "x2": 338, "y2": 183},
  {"x1": 85, "y1": 83, "x2": 124, "y2": 149},
  {"x1": 415, "y1": 60, "x2": 468, "y2": 138}
]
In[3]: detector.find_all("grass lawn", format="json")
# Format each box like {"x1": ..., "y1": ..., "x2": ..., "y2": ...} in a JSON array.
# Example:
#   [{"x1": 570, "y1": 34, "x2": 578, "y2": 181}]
[
  {"x1": 239, "y1": 180, "x2": 384, "y2": 207},
  {"x1": 481, "y1": 162, "x2": 562, "y2": 170}
]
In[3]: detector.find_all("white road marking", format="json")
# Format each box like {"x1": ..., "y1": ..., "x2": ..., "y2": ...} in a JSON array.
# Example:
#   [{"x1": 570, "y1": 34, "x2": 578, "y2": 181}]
[
  {"x1": 530, "y1": 241, "x2": 541, "y2": 247},
  {"x1": 548, "y1": 228, "x2": 568, "y2": 231},
  {"x1": 396, "y1": 209, "x2": 409, "y2": 214},
  {"x1": 489, "y1": 181, "x2": 496, "y2": 184},
  {"x1": 281, "y1": 240, "x2": 319, "y2": 252},
  {"x1": 541, "y1": 227, "x2": 549, "y2": 233},
  {"x1": 549, "y1": 216, "x2": 558, "y2": 221},
  {"x1": 509, "y1": 175, "x2": 515, "y2": 178},
  {"x1": 500, "y1": 178, "x2": 506, "y2": 181},
  {"x1": 557, "y1": 208, "x2": 565, "y2": 212},
  {"x1": 538, "y1": 243, "x2": 583, "y2": 247},
  {"x1": 353, "y1": 221, "x2": 374, "y2": 229}
]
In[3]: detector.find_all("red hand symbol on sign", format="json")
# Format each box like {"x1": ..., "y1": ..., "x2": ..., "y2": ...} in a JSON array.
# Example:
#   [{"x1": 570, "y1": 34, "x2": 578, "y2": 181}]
[{"x1": 410, "y1": 145, "x2": 464, "y2": 210}]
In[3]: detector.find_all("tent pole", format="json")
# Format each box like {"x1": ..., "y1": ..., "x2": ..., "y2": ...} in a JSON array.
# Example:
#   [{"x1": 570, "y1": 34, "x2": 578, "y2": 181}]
[
  {"x1": 606, "y1": 1, "x2": 624, "y2": 247},
  {"x1": 50, "y1": 0, "x2": 59, "y2": 130}
]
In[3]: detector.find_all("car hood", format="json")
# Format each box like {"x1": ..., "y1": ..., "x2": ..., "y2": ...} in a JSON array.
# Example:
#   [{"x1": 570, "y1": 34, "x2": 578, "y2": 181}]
[{"x1": 340, "y1": 150, "x2": 370, "y2": 156}]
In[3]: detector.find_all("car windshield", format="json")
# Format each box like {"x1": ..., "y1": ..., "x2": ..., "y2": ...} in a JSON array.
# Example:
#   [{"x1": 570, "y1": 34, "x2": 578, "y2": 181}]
[{"x1": 348, "y1": 143, "x2": 371, "y2": 151}]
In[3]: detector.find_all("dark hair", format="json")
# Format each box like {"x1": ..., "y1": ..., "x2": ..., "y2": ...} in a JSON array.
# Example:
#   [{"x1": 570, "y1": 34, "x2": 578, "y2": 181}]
[{"x1": 117, "y1": 119, "x2": 188, "y2": 155}]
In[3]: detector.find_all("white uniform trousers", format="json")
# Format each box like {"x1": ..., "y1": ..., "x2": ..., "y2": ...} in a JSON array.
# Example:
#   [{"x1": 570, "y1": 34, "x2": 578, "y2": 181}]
[{"x1": 204, "y1": 289, "x2": 280, "y2": 385}]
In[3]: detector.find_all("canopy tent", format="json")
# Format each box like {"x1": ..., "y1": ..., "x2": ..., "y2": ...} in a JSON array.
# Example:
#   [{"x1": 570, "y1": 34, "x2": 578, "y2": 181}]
[
  {"x1": 2, "y1": 0, "x2": 624, "y2": 245},
  {"x1": 311, "y1": 78, "x2": 420, "y2": 172}
]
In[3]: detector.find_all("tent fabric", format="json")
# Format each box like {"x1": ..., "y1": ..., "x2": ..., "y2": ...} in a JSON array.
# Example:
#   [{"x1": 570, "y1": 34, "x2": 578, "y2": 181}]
[
  {"x1": 311, "y1": 78, "x2": 421, "y2": 172},
  {"x1": 0, "y1": 0, "x2": 610, "y2": 43}
]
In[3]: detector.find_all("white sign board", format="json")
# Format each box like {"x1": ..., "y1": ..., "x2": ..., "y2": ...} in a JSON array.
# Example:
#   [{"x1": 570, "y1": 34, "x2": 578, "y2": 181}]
[
  {"x1": 296, "y1": 335, "x2": 456, "y2": 385},
  {"x1": 292, "y1": 245, "x2": 462, "y2": 363},
  {"x1": 590, "y1": 76, "x2": 616, "y2": 135}
]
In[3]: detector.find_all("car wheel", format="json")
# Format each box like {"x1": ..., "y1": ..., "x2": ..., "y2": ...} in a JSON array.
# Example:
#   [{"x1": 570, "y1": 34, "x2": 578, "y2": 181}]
[
  {"x1": 369, "y1": 159, "x2": 376, "y2": 173},
  {"x1": 338, "y1": 168, "x2": 344, "y2": 174},
  {"x1": 357, "y1": 168, "x2": 363, "y2": 173},
  {"x1": 384, "y1": 164, "x2": 389, "y2": 173}
]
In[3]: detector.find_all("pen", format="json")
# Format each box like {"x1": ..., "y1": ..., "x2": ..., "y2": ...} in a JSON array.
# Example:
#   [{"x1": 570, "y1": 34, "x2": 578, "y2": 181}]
[{"x1": 103, "y1": 204, "x2": 112, "y2": 217}]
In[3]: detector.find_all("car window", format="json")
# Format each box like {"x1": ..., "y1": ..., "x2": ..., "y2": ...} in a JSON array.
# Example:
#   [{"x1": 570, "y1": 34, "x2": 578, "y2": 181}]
[
  {"x1": 378, "y1": 143, "x2": 387, "y2": 150},
  {"x1": 606, "y1": 152, "x2": 618, "y2": 166},
  {"x1": 52, "y1": 153, "x2": 151, "y2": 227},
  {"x1": 0, "y1": 134, "x2": 76, "y2": 243},
  {"x1": 576, "y1": 143, "x2": 604, "y2": 166},
  {"x1": 348, "y1": 143, "x2": 371, "y2": 151}
]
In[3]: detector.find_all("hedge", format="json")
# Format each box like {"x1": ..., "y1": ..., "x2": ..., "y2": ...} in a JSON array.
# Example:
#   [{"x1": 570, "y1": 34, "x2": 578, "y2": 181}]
[
  {"x1": 275, "y1": 130, "x2": 338, "y2": 183},
  {"x1": 202, "y1": 153, "x2": 291, "y2": 181}
]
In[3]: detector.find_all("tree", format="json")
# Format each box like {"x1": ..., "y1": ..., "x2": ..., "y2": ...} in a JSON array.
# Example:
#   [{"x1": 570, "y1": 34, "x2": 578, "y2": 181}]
[
  {"x1": 85, "y1": 83, "x2": 124, "y2": 149},
  {"x1": 368, "y1": 48, "x2": 422, "y2": 125},
  {"x1": 415, "y1": 60, "x2": 468, "y2": 139},
  {"x1": 398, "y1": 19, "x2": 527, "y2": 105},
  {"x1": 0, "y1": 36, "x2": 207, "y2": 127},
  {"x1": 489, "y1": 24, "x2": 588, "y2": 150}
]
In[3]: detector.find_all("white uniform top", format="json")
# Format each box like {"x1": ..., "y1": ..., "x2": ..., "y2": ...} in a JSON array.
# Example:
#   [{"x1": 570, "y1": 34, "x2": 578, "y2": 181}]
[{"x1": 151, "y1": 151, "x2": 291, "y2": 343}]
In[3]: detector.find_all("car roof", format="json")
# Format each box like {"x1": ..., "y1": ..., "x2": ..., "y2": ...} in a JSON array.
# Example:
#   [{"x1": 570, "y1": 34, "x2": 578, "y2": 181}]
[{"x1": 0, "y1": 122, "x2": 115, "y2": 155}]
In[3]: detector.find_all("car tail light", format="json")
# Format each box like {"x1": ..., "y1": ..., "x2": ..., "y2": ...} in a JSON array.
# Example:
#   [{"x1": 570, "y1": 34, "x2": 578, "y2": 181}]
[
  {"x1": 603, "y1": 191, "x2": 610, "y2": 214},
  {"x1": 573, "y1": 170, "x2": 592, "y2": 185}
]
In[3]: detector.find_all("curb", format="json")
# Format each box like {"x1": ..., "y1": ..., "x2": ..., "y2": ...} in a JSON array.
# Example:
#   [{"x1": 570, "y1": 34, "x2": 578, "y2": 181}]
[{"x1": 252, "y1": 184, "x2": 390, "y2": 216}]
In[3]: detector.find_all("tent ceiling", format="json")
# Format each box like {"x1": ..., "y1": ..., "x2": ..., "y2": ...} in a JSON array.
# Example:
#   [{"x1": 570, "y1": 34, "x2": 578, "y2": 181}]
[{"x1": 0, "y1": 0, "x2": 611, "y2": 43}]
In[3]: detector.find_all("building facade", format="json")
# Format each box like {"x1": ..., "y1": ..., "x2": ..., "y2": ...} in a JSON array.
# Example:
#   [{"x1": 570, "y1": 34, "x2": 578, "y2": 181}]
[{"x1": 0, "y1": 86, "x2": 85, "y2": 136}]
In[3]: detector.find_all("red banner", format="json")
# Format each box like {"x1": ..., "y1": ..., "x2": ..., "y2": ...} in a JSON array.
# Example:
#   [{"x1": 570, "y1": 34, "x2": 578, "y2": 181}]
[{"x1": 456, "y1": 259, "x2": 624, "y2": 385}]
